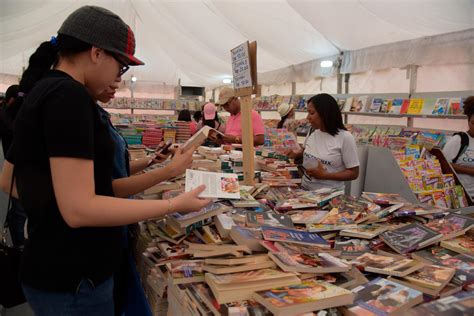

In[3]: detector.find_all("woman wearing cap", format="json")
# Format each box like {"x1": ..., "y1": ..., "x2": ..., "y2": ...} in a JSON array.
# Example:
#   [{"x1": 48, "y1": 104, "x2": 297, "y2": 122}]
[
  {"x1": 286, "y1": 94, "x2": 359, "y2": 191},
  {"x1": 197, "y1": 102, "x2": 226, "y2": 147},
  {"x1": 0, "y1": 6, "x2": 209, "y2": 315},
  {"x1": 277, "y1": 102, "x2": 299, "y2": 136}
]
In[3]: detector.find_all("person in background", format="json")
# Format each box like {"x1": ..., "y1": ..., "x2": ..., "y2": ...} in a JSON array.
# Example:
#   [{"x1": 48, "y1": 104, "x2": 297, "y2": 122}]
[
  {"x1": 286, "y1": 93, "x2": 359, "y2": 191},
  {"x1": 198, "y1": 102, "x2": 226, "y2": 133},
  {"x1": 216, "y1": 87, "x2": 265, "y2": 146},
  {"x1": 443, "y1": 96, "x2": 474, "y2": 199},
  {"x1": 0, "y1": 6, "x2": 209, "y2": 315},
  {"x1": 190, "y1": 110, "x2": 202, "y2": 135},
  {"x1": 277, "y1": 102, "x2": 299, "y2": 136},
  {"x1": 177, "y1": 109, "x2": 191, "y2": 122},
  {"x1": 0, "y1": 84, "x2": 28, "y2": 248}
]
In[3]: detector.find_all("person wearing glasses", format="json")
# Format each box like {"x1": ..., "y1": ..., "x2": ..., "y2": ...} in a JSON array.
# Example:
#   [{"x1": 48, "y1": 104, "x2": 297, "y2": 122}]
[
  {"x1": 286, "y1": 94, "x2": 359, "y2": 191},
  {"x1": 0, "y1": 6, "x2": 209, "y2": 315},
  {"x1": 216, "y1": 87, "x2": 265, "y2": 146}
]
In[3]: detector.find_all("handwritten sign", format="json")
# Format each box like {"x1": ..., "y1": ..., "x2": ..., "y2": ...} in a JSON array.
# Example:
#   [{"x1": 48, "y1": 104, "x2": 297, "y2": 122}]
[{"x1": 231, "y1": 42, "x2": 253, "y2": 90}]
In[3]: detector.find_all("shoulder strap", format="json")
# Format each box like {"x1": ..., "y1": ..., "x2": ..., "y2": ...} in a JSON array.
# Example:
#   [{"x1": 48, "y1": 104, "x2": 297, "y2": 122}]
[
  {"x1": 452, "y1": 132, "x2": 469, "y2": 163},
  {"x1": 1, "y1": 166, "x2": 15, "y2": 244}
]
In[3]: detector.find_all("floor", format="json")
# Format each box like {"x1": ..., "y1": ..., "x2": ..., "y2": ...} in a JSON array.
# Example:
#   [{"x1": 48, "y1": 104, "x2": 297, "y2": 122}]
[{"x1": 0, "y1": 142, "x2": 34, "y2": 316}]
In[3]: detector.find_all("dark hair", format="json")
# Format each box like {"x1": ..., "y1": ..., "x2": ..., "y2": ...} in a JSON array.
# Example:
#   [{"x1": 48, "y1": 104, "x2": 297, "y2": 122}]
[
  {"x1": 203, "y1": 112, "x2": 221, "y2": 129},
  {"x1": 307, "y1": 93, "x2": 346, "y2": 136},
  {"x1": 277, "y1": 113, "x2": 290, "y2": 129},
  {"x1": 463, "y1": 96, "x2": 474, "y2": 118},
  {"x1": 193, "y1": 111, "x2": 202, "y2": 122},
  {"x1": 178, "y1": 109, "x2": 192, "y2": 122},
  {"x1": 7, "y1": 34, "x2": 92, "y2": 120},
  {"x1": 5, "y1": 85, "x2": 20, "y2": 103}
]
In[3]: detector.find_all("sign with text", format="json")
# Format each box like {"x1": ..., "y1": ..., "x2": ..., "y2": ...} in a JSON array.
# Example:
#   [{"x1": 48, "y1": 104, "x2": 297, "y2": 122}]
[{"x1": 231, "y1": 41, "x2": 257, "y2": 97}]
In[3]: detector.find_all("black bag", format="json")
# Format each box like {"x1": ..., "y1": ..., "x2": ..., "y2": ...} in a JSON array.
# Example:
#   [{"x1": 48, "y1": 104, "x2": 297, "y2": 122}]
[
  {"x1": 0, "y1": 167, "x2": 26, "y2": 308},
  {"x1": 452, "y1": 132, "x2": 469, "y2": 164}
]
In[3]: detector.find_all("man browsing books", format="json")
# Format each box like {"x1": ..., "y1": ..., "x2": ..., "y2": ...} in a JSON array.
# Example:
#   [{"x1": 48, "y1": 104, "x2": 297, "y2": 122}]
[{"x1": 216, "y1": 87, "x2": 265, "y2": 146}]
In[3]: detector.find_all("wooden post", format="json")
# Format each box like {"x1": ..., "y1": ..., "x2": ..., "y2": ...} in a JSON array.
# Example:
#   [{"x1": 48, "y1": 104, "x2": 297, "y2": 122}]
[{"x1": 231, "y1": 41, "x2": 258, "y2": 185}]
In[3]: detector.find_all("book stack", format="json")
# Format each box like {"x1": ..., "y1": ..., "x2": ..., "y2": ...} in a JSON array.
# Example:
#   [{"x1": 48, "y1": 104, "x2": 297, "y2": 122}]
[
  {"x1": 129, "y1": 144, "x2": 474, "y2": 315},
  {"x1": 162, "y1": 129, "x2": 177, "y2": 143},
  {"x1": 395, "y1": 145, "x2": 469, "y2": 208},
  {"x1": 263, "y1": 128, "x2": 300, "y2": 154},
  {"x1": 175, "y1": 121, "x2": 191, "y2": 143},
  {"x1": 141, "y1": 128, "x2": 162, "y2": 148}
]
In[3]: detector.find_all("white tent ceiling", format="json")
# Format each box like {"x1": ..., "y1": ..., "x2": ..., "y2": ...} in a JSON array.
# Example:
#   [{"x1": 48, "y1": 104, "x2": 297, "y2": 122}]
[{"x1": 1, "y1": 0, "x2": 473, "y2": 88}]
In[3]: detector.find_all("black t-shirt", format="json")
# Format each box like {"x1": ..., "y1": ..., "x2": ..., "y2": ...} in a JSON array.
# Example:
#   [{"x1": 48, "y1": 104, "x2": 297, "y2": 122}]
[{"x1": 7, "y1": 70, "x2": 121, "y2": 292}]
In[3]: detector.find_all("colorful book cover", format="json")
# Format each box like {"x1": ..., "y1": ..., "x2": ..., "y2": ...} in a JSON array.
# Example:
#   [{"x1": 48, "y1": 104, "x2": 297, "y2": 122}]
[
  {"x1": 425, "y1": 214, "x2": 474, "y2": 238},
  {"x1": 270, "y1": 251, "x2": 348, "y2": 272},
  {"x1": 441, "y1": 233, "x2": 474, "y2": 254},
  {"x1": 334, "y1": 237, "x2": 371, "y2": 258},
  {"x1": 390, "y1": 99, "x2": 404, "y2": 114},
  {"x1": 288, "y1": 210, "x2": 328, "y2": 224},
  {"x1": 402, "y1": 265, "x2": 455, "y2": 289},
  {"x1": 407, "y1": 98, "x2": 424, "y2": 114},
  {"x1": 362, "y1": 192, "x2": 409, "y2": 205},
  {"x1": 432, "y1": 98, "x2": 449, "y2": 115},
  {"x1": 168, "y1": 260, "x2": 205, "y2": 281},
  {"x1": 411, "y1": 291, "x2": 474, "y2": 315},
  {"x1": 400, "y1": 99, "x2": 411, "y2": 114},
  {"x1": 448, "y1": 97, "x2": 462, "y2": 115},
  {"x1": 380, "y1": 99, "x2": 392, "y2": 113},
  {"x1": 253, "y1": 279, "x2": 351, "y2": 308},
  {"x1": 209, "y1": 268, "x2": 294, "y2": 285},
  {"x1": 380, "y1": 223, "x2": 440, "y2": 254},
  {"x1": 348, "y1": 277, "x2": 422, "y2": 315},
  {"x1": 245, "y1": 212, "x2": 294, "y2": 229},
  {"x1": 369, "y1": 98, "x2": 383, "y2": 113},
  {"x1": 352, "y1": 253, "x2": 398, "y2": 269},
  {"x1": 261, "y1": 226, "x2": 329, "y2": 248},
  {"x1": 340, "y1": 224, "x2": 388, "y2": 239}
]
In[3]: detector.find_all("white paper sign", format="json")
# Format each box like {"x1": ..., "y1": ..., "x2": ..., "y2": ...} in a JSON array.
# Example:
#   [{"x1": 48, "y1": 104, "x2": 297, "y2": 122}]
[{"x1": 231, "y1": 42, "x2": 252, "y2": 89}]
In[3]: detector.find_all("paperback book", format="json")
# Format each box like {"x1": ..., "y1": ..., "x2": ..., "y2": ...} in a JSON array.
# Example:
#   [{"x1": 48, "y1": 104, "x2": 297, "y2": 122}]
[
  {"x1": 380, "y1": 222, "x2": 442, "y2": 254},
  {"x1": 261, "y1": 226, "x2": 329, "y2": 248}
]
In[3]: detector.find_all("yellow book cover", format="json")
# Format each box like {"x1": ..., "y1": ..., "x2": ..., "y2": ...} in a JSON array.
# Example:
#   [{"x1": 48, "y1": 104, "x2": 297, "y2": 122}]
[{"x1": 407, "y1": 98, "x2": 424, "y2": 114}]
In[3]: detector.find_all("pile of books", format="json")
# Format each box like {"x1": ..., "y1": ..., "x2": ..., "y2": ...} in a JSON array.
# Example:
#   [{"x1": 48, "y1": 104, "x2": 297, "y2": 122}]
[
  {"x1": 263, "y1": 128, "x2": 300, "y2": 154},
  {"x1": 142, "y1": 128, "x2": 163, "y2": 148},
  {"x1": 394, "y1": 145, "x2": 469, "y2": 209},
  {"x1": 174, "y1": 121, "x2": 191, "y2": 143},
  {"x1": 132, "y1": 177, "x2": 474, "y2": 315},
  {"x1": 103, "y1": 97, "x2": 205, "y2": 110}
]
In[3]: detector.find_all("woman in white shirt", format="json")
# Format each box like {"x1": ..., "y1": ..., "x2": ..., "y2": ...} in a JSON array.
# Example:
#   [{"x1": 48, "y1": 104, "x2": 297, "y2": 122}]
[
  {"x1": 443, "y1": 96, "x2": 474, "y2": 198},
  {"x1": 287, "y1": 93, "x2": 359, "y2": 190}
]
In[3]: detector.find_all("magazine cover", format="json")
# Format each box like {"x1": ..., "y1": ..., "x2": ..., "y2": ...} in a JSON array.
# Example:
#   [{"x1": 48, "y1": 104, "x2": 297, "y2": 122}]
[
  {"x1": 348, "y1": 277, "x2": 422, "y2": 315},
  {"x1": 185, "y1": 169, "x2": 240, "y2": 199},
  {"x1": 261, "y1": 226, "x2": 329, "y2": 248}
]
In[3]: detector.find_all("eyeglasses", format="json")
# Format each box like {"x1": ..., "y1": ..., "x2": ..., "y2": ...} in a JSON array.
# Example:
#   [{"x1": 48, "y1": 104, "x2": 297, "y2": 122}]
[{"x1": 108, "y1": 52, "x2": 130, "y2": 77}]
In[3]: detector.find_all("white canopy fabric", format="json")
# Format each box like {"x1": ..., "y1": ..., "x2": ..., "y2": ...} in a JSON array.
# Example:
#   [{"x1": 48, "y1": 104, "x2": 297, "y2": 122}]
[{"x1": 1, "y1": 0, "x2": 473, "y2": 88}]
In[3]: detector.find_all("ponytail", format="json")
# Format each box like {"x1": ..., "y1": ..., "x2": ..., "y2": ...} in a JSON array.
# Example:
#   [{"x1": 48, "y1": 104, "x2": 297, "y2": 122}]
[{"x1": 8, "y1": 34, "x2": 92, "y2": 120}]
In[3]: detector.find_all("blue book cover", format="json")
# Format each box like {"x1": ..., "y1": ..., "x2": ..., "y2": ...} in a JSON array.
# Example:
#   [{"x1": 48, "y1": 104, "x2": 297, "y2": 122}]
[{"x1": 261, "y1": 226, "x2": 329, "y2": 248}]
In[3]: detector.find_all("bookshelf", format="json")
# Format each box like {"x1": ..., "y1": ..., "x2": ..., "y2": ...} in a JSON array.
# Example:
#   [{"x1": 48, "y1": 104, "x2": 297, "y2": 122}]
[{"x1": 363, "y1": 146, "x2": 473, "y2": 209}]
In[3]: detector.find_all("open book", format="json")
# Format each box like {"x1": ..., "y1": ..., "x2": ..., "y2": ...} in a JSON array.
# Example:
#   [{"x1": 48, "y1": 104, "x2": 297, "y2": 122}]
[
  {"x1": 182, "y1": 125, "x2": 224, "y2": 152},
  {"x1": 185, "y1": 169, "x2": 240, "y2": 199}
]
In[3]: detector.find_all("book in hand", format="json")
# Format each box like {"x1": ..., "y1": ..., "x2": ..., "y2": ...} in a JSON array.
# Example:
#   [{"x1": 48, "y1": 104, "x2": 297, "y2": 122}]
[
  {"x1": 340, "y1": 224, "x2": 388, "y2": 239},
  {"x1": 424, "y1": 213, "x2": 474, "y2": 241},
  {"x1": 352, "y1": 252, "x2": 424, "y2": 277},
  {"x1": 205, "y1": 268, "x2": 301, "y2": 304},
  {"x1": 245, "y1": 211, "x2": 294, "y2": 229},
  {"x1": 252, "y1": 279, "x2": 354, "y2": 316},
  {"x1": 394, "y1": 264, "x2": 455, "y2": 296},
  {"x1": 288, "y1": 210, "x2": 328, "y2": 224},
  {"x1": 344, "y1": 277, "x2": 423, "y2": 315},
  {"x1": 261, "y1": 226, "x2": 330, "y2": 249},
  {"x1": 181, "y1": 125, "x2": 224, "y2": 152},
  {"x1": 166, "y1": 260, "x2": 205, "y2": 285},
  {"x1": 440, "y1": 230, "x2": 474, "y2": 255},
  {"x1": 334, "y1": 237, "x2": 371, "y2": 259},
  {"x1": 185, "y1": 169, "x2": 240, "y2": 199},
  {"x1": 380, "y1": 222, "x2": 442, "y2": 254},
  {"x1": 408, "y1": 291, "x2": 474, "y2": 316}
]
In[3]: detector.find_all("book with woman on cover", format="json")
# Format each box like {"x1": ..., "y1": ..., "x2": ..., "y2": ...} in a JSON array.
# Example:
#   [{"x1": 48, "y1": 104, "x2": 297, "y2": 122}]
[
  {"x1": 394, "y1": 264, "x2": 455, "y2": 296},
  {"x1": 252, "y1": 279, "x2": 354, "y2": 316},
  {"x1": 380, "y1": 222, "x2": 442, "y2": 254}
]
